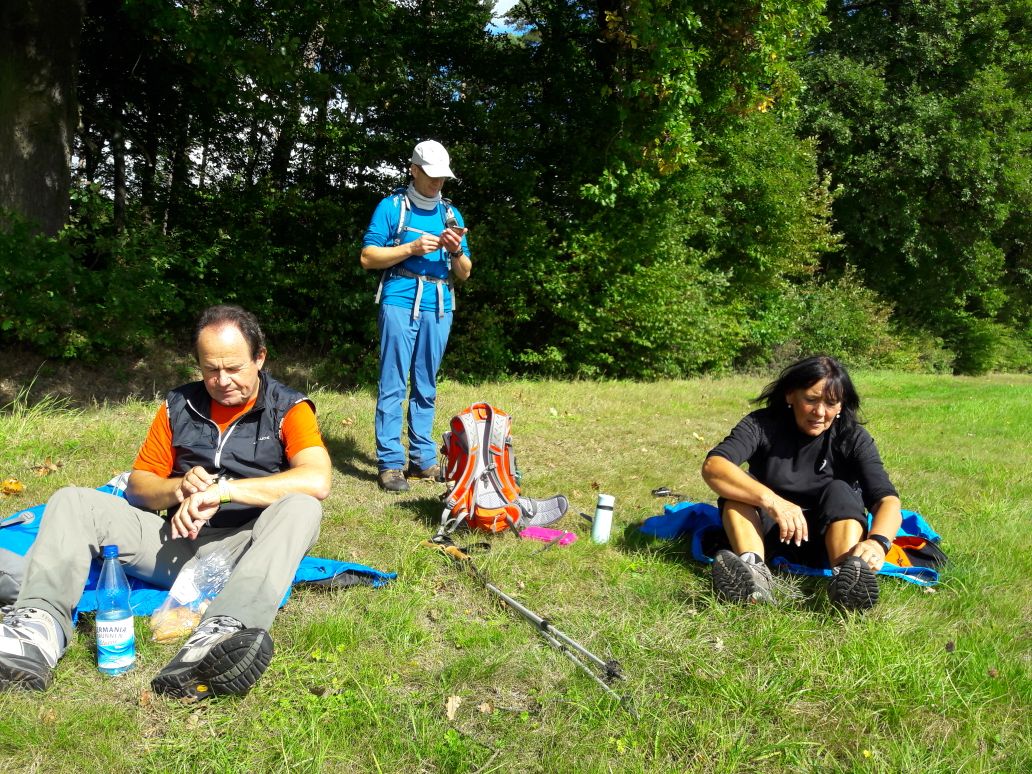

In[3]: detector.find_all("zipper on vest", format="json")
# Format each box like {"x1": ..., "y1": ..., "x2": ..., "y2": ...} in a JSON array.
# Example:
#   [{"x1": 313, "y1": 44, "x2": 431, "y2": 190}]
[{"x1": 185, "y1": 398, "x2": 263, "y2": 470}]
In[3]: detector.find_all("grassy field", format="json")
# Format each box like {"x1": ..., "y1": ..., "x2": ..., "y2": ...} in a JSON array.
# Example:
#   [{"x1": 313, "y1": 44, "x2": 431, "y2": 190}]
[{"x1": 0, "y1": 371, "x2": 1029, "y2": 773}]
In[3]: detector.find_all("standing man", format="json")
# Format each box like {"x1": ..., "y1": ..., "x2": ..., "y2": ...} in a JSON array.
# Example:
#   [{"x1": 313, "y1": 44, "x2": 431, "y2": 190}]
[
  {"x1": 361, "y1": 140, "x2": 472, "y2": 492},
  {"x1": 0, "y1": 305, "x2": 332, "y2": 697}
]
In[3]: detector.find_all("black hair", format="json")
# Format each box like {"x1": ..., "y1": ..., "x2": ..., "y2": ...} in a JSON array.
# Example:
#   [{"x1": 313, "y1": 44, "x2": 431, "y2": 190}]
[
  {"x1": 192, "y1": 304, "x2": 266, "y2": 361},
  {"x1": 753, "y1": 355, "x2": 862, "y2": 429}
]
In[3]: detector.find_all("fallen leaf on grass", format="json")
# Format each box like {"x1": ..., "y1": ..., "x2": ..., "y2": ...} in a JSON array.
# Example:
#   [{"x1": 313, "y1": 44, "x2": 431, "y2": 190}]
[
  {"x1": 548, "y1": 407, "x2": 558, "y2": 417},
  {"x1": 945, "y1": 640, "x2": 956, "y2": 653},
  {"x1": 340, "y1": 417, "x2": 355, "y2": 427},
  {"x1": 31, "y1": 458, "x2": 63, "y2": 477},
  {"x1": 590, "y1": 481, "x2": 600, "y2": 491},
  {"x1": 478, "y1": 702, "x2": 493, "y2": 714},
  {"x1": 1, "y1": 479, "x2": 25, "y2": 496},
  {"x1": 988, "y1": 667, "x2": 999, "y2": 678},
  {"x1": 692, "y1": 432, "x2": 704, "y2": 442},
  {"x1": 139, "y1": 689, "x2": 153, "y2": 707},
  {"x1": 446, "y1": 694, "x2": 462, "y2": 721},
  {"x1": 40, "y1": 709, "x2": 57, "y2": 725}
]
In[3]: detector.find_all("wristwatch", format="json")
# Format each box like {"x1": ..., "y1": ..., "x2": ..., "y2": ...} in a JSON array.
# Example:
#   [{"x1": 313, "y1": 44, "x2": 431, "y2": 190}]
[
  {"x1": 217, "y1": 477, "x2": 232, "y2": 504},
  {"x1": 869, "y1": 533, "x2": 892, "y2": 554}
]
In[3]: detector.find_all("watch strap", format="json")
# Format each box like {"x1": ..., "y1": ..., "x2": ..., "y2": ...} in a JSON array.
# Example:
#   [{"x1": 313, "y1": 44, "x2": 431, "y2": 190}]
[
  {"x1": 869, "y1": 533, "x2": 892, "y2": 554},
  {"x1": 217, "y1": 478, "x2": 232, "y2": 504}
]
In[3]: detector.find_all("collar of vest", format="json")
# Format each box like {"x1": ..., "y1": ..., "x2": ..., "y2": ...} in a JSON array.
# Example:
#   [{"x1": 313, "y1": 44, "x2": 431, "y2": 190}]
[{"x1": 179, "y1": 374, "x2": 269, "y2": 421}]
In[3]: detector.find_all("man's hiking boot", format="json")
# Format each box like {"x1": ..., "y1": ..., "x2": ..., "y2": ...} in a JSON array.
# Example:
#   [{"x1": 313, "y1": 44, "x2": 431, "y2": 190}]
[
  {"x1": 712, "y1": 550, "x2": 775, "y2": 604},
  {"x1": 0, "y1": 607, "x2": 65, "y2": 691},
  {"x1": 828, "y1": 556, "x2": 879, "y2": 611},
  {"x1": 151, "y1": 615, "x2": 273, "y2": 700},
  {"x1": 406, "y1": 463, "x2": 443, "y2": 482},
  {"x1": 378, "y1": 469, "x2": 410, "y2": 493}
]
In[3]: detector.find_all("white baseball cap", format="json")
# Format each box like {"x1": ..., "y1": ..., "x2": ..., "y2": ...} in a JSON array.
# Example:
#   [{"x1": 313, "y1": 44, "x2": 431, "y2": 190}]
[{"x1": 411, "y1": 140, "x2": 455, "y2": 178}]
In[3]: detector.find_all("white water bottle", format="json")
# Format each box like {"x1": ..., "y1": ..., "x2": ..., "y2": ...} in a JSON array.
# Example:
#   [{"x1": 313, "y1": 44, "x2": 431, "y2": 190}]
[
  {"x1": 591, "y1": 494, "x2": 615, "y2": 544},
  {"x1": 96, "y1": 544, "x2": 136, "y2": 675}
]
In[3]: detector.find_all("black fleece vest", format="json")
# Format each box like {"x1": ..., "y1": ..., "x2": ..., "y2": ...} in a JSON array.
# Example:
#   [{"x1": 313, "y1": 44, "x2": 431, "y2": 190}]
[{"x1": 165, "y1": 374, "x2": 312, "y2": 528}]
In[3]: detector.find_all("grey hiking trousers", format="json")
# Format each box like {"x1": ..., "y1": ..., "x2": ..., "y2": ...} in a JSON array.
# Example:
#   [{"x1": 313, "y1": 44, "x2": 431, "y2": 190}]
[{"x1": 16, "y1": 486, "x2": 321, "y2": 642}]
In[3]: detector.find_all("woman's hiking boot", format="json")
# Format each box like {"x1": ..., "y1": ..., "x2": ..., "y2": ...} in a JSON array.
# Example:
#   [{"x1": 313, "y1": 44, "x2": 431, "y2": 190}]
[
  {"x1": 828, "y1": 556, "x2": 879, "y2": 611},
  {"x1": 712, "y1": 550, "x2": 775, "y2": 604}
]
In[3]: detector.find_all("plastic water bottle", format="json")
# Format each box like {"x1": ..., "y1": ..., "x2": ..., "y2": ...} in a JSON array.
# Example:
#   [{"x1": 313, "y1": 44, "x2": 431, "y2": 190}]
[
  {"x1": 591, "y1": 494, "x2": 615, "y2": 544},
  {"x1": 96, "y1": 544, "x2": 136, "y2": 675}
]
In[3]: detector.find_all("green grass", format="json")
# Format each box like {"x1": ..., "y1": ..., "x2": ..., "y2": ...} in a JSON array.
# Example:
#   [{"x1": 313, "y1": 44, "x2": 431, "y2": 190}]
[{"x1": 1, "y1": 373, "x2": 1030, "y2": 773}]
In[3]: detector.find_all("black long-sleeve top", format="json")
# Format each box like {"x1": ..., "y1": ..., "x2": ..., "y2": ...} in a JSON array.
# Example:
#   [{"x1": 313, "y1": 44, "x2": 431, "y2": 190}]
[{"x1": 706, "y1": 407, "x2": 898, "y2": 512}]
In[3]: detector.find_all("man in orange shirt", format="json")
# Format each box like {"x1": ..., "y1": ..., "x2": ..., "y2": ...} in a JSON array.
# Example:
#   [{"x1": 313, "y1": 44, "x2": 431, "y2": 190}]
[{"x1": 0, "y1": 305, "x2": 332, "y2": 697}]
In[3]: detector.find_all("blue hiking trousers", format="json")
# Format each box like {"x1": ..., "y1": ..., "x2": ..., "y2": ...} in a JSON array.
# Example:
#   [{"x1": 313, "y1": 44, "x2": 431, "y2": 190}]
[{"x1": 374, "y1": 302, "x2": 453, "y2": 471}]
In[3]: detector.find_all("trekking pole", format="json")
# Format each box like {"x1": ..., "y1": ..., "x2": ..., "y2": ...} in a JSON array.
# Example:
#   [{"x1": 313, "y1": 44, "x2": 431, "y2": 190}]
[
  {"x1": 424, "y1": 539, "x2": 637, "y2": 719},
  {"x1": 651, "y1": 486, "x2": 688, "y2": 500}
]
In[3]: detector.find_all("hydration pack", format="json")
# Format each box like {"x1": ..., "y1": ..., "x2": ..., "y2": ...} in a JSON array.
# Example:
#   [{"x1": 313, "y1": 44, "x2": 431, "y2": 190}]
[
  {"x1": 373, "y1": 188, "x2": 458, "y2": 318},
  {"x1": 438, "y1": 403, "x2": 568, "y2": 536}
]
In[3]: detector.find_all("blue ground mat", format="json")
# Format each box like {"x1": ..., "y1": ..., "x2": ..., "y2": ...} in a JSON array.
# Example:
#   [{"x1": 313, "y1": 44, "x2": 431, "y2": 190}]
[
  {"x1": 639, "y1": 501, "x2": 944, "y2": 586},
  {"x1": 1, "y1": 477, "x2": 395, "y2": 616}
]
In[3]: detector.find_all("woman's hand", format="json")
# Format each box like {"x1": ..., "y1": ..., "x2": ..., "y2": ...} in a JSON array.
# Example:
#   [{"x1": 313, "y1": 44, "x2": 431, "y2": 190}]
[
  {"x1": 847, "y1": 538, "x2": 886, "y2": 571},
  {"x1": 763, "y1": 493, "x2": 809, "y2": 546}
]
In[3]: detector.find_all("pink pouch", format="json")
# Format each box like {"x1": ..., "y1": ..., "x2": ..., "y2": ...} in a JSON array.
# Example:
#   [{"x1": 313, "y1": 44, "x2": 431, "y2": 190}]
[{"x1": 519, "y1": 527, "x2": 578, "y2": 546}]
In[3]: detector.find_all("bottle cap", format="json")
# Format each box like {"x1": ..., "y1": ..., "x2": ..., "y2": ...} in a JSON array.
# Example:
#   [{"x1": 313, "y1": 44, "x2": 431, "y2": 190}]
[{"x1": 101, "y1": 545, "x2": 119, "y2": 558}]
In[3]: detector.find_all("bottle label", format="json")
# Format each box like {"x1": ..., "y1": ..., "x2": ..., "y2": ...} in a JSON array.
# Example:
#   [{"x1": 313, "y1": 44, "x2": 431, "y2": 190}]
[{"x1": 97, "y1": 616, "x2": 136, "y2": 671}]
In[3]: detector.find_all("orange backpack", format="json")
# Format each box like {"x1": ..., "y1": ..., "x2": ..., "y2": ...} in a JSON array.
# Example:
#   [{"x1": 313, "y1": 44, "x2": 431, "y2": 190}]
[{"x1": 438, "y1": 403, "x2": 568, "y2": 536}]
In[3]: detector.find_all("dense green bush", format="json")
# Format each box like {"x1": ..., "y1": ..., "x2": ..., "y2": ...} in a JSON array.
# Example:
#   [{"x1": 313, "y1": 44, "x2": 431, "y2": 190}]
[{"x1": 0, "y1": 198, "x2": 185, "y2": 358}]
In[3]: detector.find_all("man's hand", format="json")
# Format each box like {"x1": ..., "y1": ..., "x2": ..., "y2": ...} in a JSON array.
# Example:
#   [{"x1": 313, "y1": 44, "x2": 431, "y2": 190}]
[
  {"x1": 763, "y1": 493, "x2": 809, "y2": 546},
  {"x1": 846, "y1": 538, "x2": 886, "y2": 571},
  {"x1": 440, "y1": 226, "x2": 466, "y2": 254},
  {"x1": 408, "y1": 234, "x2": 443, "y2": 256},
  {"x1": 175, "y1": 465, "x2": 216, "y2": 503},
  {"x1": 170, "y1": 488, "x2": 221, "y2": 540}
]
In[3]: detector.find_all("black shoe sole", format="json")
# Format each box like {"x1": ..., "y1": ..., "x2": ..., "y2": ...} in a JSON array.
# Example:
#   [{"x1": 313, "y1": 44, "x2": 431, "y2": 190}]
[
  {"x1": 829, "y1": 557, "x2": 879, "y2": 611},
  {"x1": 0, "y1": 655, "x2": 52, "y2": 692},
  {"x1": 151, "y1": 628, "x2": 273, "y2": 700},
  {"x1": 712, "y1": 549, "x2": 768, "y2": 604}
]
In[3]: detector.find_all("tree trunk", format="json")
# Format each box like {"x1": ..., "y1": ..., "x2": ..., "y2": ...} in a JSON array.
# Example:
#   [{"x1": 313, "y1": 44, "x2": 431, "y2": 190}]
[{"x1": 0, "y1": 0, "x2": 85, "y2": 235}]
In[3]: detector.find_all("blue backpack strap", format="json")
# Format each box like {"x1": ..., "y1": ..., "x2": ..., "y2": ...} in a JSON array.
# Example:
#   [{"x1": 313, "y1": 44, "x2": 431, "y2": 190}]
[
  {"x1": 390, "y1": 187, "x2": 411, "y2": 246},
  {"x1": 375, "y1": 188, "x2": 412, "y2": 305}
]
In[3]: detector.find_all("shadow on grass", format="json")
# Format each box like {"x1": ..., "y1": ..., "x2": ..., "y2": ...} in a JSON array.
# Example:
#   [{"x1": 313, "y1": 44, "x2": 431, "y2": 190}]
[
  {"x1": 395, "y1": 494, "x2": 445, "y2": 530},
  {"x1": 323, "y1": 433, "x2": 377, "y2": 482},
  {"x1": 620, "y1": 518, "x2": 844, "y2": 611}
]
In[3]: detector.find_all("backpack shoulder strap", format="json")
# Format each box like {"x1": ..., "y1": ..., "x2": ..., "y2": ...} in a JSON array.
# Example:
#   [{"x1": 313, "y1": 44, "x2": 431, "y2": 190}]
[
  {"x1": 374, "y1": 188, "x2": 411, "y2": 305},
  {"x1": 390, "y1": 187, "x2": 410, "y2": 247},
  {"x1": 437, "y1": 410, "x2": 483, "y2": 536}
]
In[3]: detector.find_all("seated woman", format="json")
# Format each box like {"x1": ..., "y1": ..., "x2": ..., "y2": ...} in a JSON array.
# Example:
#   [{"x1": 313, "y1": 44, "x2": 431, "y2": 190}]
[{"x1": 700, "y1": 355, "x2": 902, "y2": 610}]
